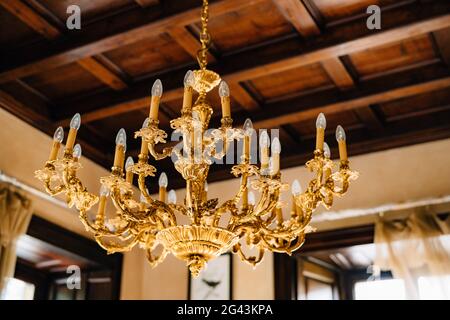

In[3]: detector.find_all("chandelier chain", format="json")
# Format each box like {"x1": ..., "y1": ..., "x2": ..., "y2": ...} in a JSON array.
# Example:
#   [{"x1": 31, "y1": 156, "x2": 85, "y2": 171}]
[{"x1": 197, "y1": 0, "x2": 211, "y2": 70}]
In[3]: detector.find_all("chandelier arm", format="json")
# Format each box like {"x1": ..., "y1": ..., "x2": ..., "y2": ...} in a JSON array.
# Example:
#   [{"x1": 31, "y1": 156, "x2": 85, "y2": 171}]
[
  {"x1": 232, "y1": 242, "x2": 265, "y2": 267},
  {"x1": 145, "y1": 246, "x2": 169, "y2": 268},
  {"x1": 138, "y1": 174, "x2": 153, "y2": 203},
  {"x1": 43, "y1": 178, "x2": 66, "y2": 196},
  {"x1": 148, "y1": 142, "x2": 173, "y2": 161},
  {"x1": 94, "y1": 232, "x2": 140, "y2": 253}
]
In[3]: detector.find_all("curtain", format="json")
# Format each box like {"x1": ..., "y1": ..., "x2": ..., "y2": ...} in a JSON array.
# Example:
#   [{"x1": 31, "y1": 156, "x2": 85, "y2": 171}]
[
  {"x1": 0, "y1": 182, "x2": 33, "y2": 295},
  {"x1": 374, "y1": 207, "x2": 450, "y2": 299}
]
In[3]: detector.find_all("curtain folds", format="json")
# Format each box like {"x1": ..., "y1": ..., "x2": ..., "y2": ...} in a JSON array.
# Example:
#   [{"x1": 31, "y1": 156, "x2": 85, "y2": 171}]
[
  {"x1": 374, "y1": 208, "x2": 450, "y2": 299},
  {"x1": 0, "y1": 182, "x2": 33, "y2": 295}
]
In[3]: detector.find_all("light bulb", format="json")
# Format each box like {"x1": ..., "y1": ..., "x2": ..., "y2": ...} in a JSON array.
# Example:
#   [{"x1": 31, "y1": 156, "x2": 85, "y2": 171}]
[
  {"x1": 248, "y1": 191, "x2": 256, "y2": 206},
  {"x1": 70, "y1": 113, "x2": 81, "y2": 130},
  {"x1": 100, "y1": 184, "x2": 109, "y2": 197},
  {"x1": 125, "y1": 156, "x2": 134, "y2": 171},
  {"x1": 140, "y1": 193, "x2": 146, "y2": 203},
  {"x1": 183, "y1": 70, "x2": 194, "y2": 88},
  {"x1": 53, "y1": 126, "x2": 64, "y2": 143},
  {"x1": 204, "y1": 181, "x2": 208, "y2": 192},
  {"x1": 291, "y1": 180, "x2": 302, "y2": 196},
  {"x1": 158, "y1": 172, "x2": 168, "y2": 188},
  {"x1": 243, "y1": 118, "x2": 253, "y2": 136},
  {"x1": 142, "y1": 117, "x2": 149, "y2": 129},
  {"x1": 336, "y1": 125, "x2": 346, "y2": 142},
  {"x1": 323, "y1": 142, "x2": 331, "y2": 158},
  {"x1": 272, "y1": 137, "x2": 281, "y2": 154},
  {"x1": 151, "y1": 79, "x2": 163, "y2": 97},
  {"x1": 259, "y1": 130, "x2": 270, "y2": 148},
  {"x1": 73, "y1": 144, "x2": 82, "y2": 159},
  {"x1": 219, "y1": 81, "x2": 230, "y2": 98},
  {"x1": 316, "y1": 113, "x2": 326, "y2": 130},
  {"x1": 168, "y1": 189, "x2": 177, "y2": 204},
  {"x1": 115, "y1": 128, "x2": 127, "y2": 151}
]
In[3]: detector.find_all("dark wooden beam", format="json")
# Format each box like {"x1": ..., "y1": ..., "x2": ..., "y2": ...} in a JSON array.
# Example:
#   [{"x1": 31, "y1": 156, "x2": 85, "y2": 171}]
[
  {"x1": 353, "y1": 105, "x2": 384, "y2": 135},
  {"x1": 134, "y1": 0, "x2": 159, "y2": 8},
  {"x1": 77, "y1": 56, "x2": 128, "y2": 91},
  {"x1": 228, "y1": 82, "x2": 259, "y2": 111},
  {"x1": 0, "y1": 0, "x2": 266, "y2": 83},
  {"x1": 0, "y1": 0, "x2": 60, "y2": 40},
  {"x1": 253, "y1": 76, "x2": 450, "y2": 129},
  {"x1": 273, "y1": 0, "x2": 321, "y2": 37},
  {"x1": 322, "y1": 58, "x2": 355, "y2": 90},
  {"x1": 432, "y1": 28, "x2": 450, "y2": 66},
  {"x1": 54, "y1": 3, "x2": 450, "y2": 123},
  {"x1": 167, "y1": 26, "x2": 216, "y2": 63}
]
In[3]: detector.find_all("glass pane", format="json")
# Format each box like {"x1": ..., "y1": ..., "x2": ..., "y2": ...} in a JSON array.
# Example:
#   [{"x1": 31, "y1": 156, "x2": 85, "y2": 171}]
[
  {"x1": 1, "y1": 278, "x2": 35, "y2": 300},
  {"x1": 306, "y1": 278, "x2": 334, "y2": 300},
  {"x1": 354, "y1": 279, "x2": 406, "y2": 300},
  {"x1": 418, "y1": 275, "x2": 450, "y2": 300}
]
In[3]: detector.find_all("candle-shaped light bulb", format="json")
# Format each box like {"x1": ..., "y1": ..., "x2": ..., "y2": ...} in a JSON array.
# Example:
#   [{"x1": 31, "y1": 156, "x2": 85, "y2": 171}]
[
  {"x1": 291, "y1": 179, "x2": 302, "y2": 196},
  {"x1": 259, "y1": 130, "x2": 270, "y2": 148},
  {"x1": 243, "y1": 118, "x2": 253, "y2": 136},
  {"x1": 142, "y1": 117, "x2": 149, "y2": 129},
  {"x1": 323, "y1": 142, "x2": 331, "y2": 158},
  {"x1": 49, "y1": 127, "x2": 64, "y2": 161},
  {"x1": 272, "y1": 137, "x2": 281, "y2": 154},
  {"x1": 149, "y1": 79, "x2": 163, "y2": 120},
  {"x1": 158, "y1": 172, "x2": 168, "y2": 188},
  {"x1": 100, "y1": 184, "x2": 110, "y2": 197},
  {"x1": 70, "y1": 113, "x2": 81, "y2": 130},
  {"x1": 248, "y1": 191, "x2": 256, "y2": 206},
  {"x1": 260, "y1": 130, "x2": 270, "y2": 172},
  {"x1": 184, "y1": 70, "x2": 194, "y2": 88},
  {"x1": 316, "y1": 113, "x2": 326, "y2": 129},
  {"x1": 72, "y1": 144, "x2": 82, "y2": 159},
  {"x1": 140, "y1": 192, "x2": 147, "y2": 204},
  {"x1": 271, "y1": 137, "x2": 281, "y2": 175},
  {"x1": 53, "y1": 126, "x2": 64, "y2": 142},
  {"x1": 66, "y1": 113, "x2": 81, "y2": 151},
  {"x1": 115, "y1": 128, "x2": 127, "y2": 151},
  {"x1": 125, "y1": 157, "x2": 134, "y2": 171},
  {"x1": 219, "y1": 80, "x2": 230, "y2": 97},
  {"x1": 168, "y1": 190, "x2": 177, "y2": 204},
  {"x1": 336, "y1": 125, "x2": 346, "y2": 142},
  {"x1": 315, "y1": 113, "x2": 326, "y2": 150},
  {"x1": 151, "y1": 79, "x2": 163, "y2": 97},
  {"x1": 335, "y1": 125, "x2": 348, "y2": 161},
  {"x1": 113, "y1": 128, "x2": 127, "y2": 169},
  {"x1": 204, "y1": 181, "x2": 208, "y2": 192},
  {"x1": 219, "y1": 80, "x2": 231, "y2": 118}
]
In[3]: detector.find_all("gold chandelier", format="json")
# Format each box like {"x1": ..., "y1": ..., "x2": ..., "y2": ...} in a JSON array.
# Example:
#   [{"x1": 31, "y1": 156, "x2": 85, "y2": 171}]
[{"x1": 35, "y1": 0, "x2": 358, "y2": 276}]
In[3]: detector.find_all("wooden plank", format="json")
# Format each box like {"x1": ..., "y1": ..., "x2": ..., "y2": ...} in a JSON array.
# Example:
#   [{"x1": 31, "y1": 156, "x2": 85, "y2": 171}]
[
  {"x1": 0, "y1": 0, "x2": 266, "y2": 83},
  {"x1": 273, "y1": 0, "x2": 321, "y2": 37},
  {"x1": 54, "y1": 6, "x2": 450, "y2": 123},
  {"x1": 353, "y1": 105, "x2": 384, "y2": 134},
  {"x1": 134, "y1": 0, "x2": 159, "y2": 7},
  {"x1": 432, "y1": 29, "x2": 450, "y2": 66},
  {"x1": 253, "y1": 77, "x2": 450, "y2": 129},
  {"x1": 321, "y1": 58, "x2": 355, "y2": 89},
  {"x1": 228, "y1": 82, "x2": 259, "y2": 111},
  {"x1": 77, "y1": 56, "x2": 128, "y2": 91},
  {"x1": 167, "y1": 27, "x2": 216, "y2": 63},
  {"x1": 0, "y1": 0, "x2": 60, "y2": 39}
]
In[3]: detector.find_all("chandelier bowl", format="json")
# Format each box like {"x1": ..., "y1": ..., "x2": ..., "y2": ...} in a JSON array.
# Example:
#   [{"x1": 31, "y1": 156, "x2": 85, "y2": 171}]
[{"x1": 156, "y1": 225, "x2": 239, "y2": 277}]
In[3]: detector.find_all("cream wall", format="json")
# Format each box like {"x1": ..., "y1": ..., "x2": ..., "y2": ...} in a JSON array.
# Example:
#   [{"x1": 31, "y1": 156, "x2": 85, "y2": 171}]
[{"x1": 1, "y1": 107, "x2": 450, "y2": 300}]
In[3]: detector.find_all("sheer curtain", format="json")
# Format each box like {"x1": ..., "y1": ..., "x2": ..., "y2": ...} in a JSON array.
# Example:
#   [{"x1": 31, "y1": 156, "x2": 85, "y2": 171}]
[
  {"x1": 0, "y1": 182, "x2": 33, "y2": 295},
  {"x1": 374, "y1": 207, "x2": 450, "y2": 299}
]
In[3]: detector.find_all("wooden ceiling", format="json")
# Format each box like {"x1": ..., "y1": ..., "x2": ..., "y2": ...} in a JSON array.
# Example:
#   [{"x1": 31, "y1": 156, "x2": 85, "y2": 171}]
[{"x1": 1, "y1": 0, "x2": 450, "y2": 192}]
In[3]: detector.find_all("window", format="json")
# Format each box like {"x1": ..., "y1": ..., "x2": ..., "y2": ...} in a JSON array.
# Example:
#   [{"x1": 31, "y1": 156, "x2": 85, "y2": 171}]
[
  {"x1": 354, "y1": 275, "x2": 450, "y2": 300},
  {"x1": 1, "y1": 278, "x2": 35, "y2": 300},
  {"x1": 354, "y1": 279, "x2": 406, "y2": 300}
]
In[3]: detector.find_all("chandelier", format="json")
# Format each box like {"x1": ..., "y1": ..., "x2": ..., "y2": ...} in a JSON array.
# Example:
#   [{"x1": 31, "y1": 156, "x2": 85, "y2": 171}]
[{"x1": 35, "y1": 0, "x2": 358, "y2": 276}]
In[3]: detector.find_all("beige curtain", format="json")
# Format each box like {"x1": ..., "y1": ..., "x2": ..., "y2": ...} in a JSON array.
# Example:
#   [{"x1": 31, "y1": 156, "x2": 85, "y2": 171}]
[
  {"x1": 0, "y1": 182, "x2": 33, "y2": 294},
  {"x1": 374, "y1": 207, "x2": 450, "y2": 299}
]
